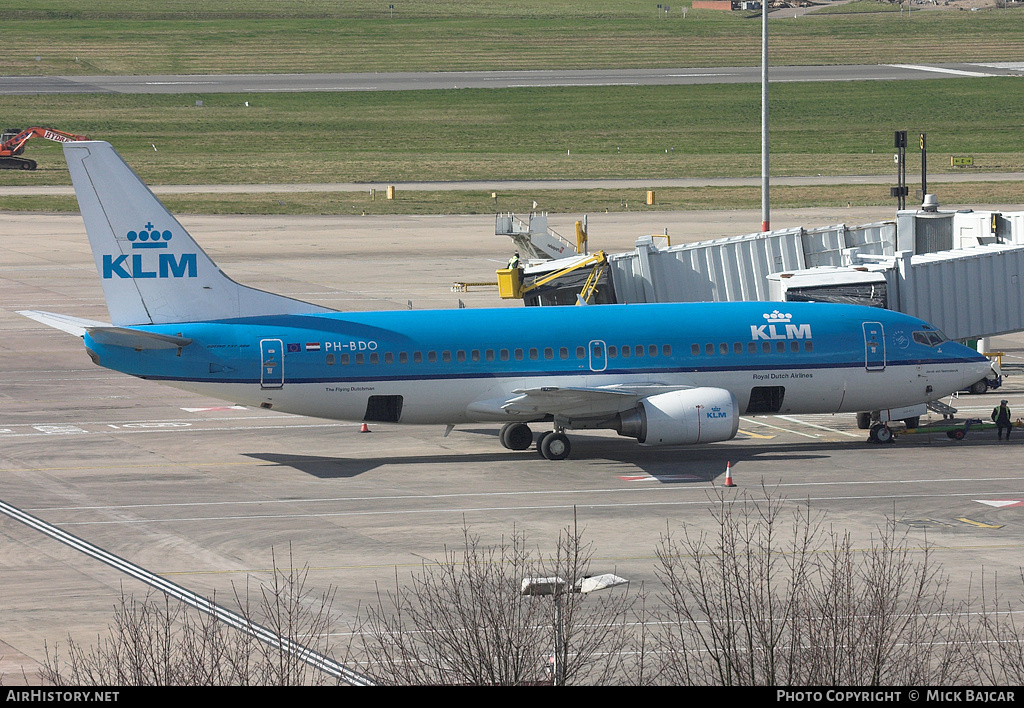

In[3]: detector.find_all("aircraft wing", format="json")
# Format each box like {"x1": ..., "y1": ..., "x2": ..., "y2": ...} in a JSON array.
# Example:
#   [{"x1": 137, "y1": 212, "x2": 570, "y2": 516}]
[{"x1": 497, "y1": 382, "x2": 694, "y2": 419}]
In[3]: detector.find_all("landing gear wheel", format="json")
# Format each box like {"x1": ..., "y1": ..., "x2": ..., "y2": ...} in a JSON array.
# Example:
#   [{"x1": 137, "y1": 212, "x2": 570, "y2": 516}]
[
  {"x1": 856, "y1": 412, "x2": 872, "y2": 430},
  {"x1": 536, "y1": 431, "x2": 552, "y2": 457},
  {"x1": 500, "y1": 422, "x2": 533, "y2": 451},
  {"x1": 969, "y1": 379, "x2": 989, "y2": 395},
  {"x1": 870, "y1": 424, "x2": 894, "y2": 444},
  {"x1": 540, "y1": 432, "x2": 571, "y2": 461}
]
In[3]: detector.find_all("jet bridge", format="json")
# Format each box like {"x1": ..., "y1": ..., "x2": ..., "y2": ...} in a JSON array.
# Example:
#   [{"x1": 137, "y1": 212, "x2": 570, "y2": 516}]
[{"x1": 511, "y1": 205, "x2": 1024, "y2": 343}]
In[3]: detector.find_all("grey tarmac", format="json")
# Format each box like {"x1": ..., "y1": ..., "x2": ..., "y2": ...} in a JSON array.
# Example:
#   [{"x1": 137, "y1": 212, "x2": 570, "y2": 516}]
[{"x1": 2, "y1": 207, "x2": 1024, "y2": 684}]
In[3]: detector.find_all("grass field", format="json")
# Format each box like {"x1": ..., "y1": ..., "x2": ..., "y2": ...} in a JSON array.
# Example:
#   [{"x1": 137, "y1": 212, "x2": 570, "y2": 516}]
[
  {"x1": 1, "y1": 78, "x2": 1021, "y2": 185},
  {"x1": 4, "y1": 1, "x2": 1024, "y2": 76},
  {"x1": 3, "y1": 1, "x2": 1023, "y2": 213}
]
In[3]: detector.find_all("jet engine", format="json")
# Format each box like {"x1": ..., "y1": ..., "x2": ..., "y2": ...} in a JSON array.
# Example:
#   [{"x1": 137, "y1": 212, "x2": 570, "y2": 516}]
[{"x1": 616, "y1": 387, "x2": 740, "y2": 446}]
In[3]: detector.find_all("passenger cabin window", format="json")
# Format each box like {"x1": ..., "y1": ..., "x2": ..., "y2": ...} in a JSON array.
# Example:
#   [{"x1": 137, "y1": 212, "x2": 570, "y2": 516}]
[{"x1": 691, "y1": 344, "x2": 700, "y2": 356}]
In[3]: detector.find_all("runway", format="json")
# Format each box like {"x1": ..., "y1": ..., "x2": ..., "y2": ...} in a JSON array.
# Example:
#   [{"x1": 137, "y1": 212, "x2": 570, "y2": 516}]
[
  {"x1": 3, "y1": 209, "x2": 1024, "y2": 684},
  {"x1": 3, "y1": 63, "x2": 1023, "y2": 95}
]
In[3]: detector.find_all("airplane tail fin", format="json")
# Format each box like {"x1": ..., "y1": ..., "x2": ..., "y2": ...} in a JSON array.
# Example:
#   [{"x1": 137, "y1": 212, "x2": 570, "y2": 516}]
[{"x1": 64, "y1": 141, "x2": 333, "y2": 326}]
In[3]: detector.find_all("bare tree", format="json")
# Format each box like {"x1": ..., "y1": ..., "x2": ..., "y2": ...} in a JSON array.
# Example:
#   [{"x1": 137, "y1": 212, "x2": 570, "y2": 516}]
[
  {"x1": 42, "y1": 549, "x2": 341, "y2": 686},
  {"x1": 652, "y1": 486, "x2": 978, "y2": 686},
  {"x1": 967, "y1": 569, "x2": 1024, "y2": 684},
  {"x1": 353, "y1": 522, "x2": 641, "y2": 685}
]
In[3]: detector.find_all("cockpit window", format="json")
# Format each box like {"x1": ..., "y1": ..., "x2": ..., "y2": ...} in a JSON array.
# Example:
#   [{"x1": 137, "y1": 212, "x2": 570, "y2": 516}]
[{"x1": 913, "y1": 330, "x2": 945, "y2": 347}]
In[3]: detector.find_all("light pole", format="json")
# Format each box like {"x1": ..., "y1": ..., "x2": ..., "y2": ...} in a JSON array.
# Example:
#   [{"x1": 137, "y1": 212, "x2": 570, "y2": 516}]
[
  {"x1": 521, "y1": 573, "x2": 629, "y2": 686},
  {"x1": 761, "y1": 2, "x2": 770, "y2": 232}
]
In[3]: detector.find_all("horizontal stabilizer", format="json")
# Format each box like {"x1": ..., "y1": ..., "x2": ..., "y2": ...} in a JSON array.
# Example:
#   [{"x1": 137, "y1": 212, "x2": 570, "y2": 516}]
[
  {"x1": 17, "y1": 310, "x2": 111, "y2": 337},
  {"x1": 86, "y1": 327, "x2": 193, "y2": 350}
]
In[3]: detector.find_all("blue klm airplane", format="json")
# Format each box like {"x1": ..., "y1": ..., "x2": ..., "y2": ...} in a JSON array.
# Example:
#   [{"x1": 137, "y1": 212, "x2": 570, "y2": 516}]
[{"x1": 19, "y1": 142, "x2": 992, "y2": 459}]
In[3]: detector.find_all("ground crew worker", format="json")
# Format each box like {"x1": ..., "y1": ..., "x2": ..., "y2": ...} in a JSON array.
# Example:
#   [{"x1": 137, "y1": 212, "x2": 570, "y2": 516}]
[
  {"x1": 992, "y1": 399, "x2": 1012, "y2": 441},
  {"x1": 507, "y1": 251, "x2": 520, "y2": 271}
]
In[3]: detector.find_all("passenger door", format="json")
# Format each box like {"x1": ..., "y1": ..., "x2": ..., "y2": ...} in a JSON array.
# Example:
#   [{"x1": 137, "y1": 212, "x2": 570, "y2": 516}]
[
  {"x1": 260, "y1": 338, "x2": 284, "y2": 388},
  {"x1": 863, "y1": 322, "x2": 886, "y2": 371}
]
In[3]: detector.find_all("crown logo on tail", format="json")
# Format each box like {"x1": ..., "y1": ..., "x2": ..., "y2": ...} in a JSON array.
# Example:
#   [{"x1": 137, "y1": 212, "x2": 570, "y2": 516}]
[{"x1": 127, "y1": 222, "x2": 172, "y2": 249}]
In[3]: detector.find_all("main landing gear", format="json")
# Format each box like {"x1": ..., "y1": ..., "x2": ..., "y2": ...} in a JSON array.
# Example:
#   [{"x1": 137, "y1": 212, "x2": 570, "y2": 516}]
[{"x1": 499, "y1": 422, "x2": 571, "y2": 460}]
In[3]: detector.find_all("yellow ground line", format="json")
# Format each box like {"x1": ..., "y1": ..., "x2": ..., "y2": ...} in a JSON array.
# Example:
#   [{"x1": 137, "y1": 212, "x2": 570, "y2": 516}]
[{"x1": 737, "y1": 428, "x2": 776, "y2": 439}]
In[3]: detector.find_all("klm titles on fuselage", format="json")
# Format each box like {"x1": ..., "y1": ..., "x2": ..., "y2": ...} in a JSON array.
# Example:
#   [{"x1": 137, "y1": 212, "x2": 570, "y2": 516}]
[
  {"x1": 750, "y1": 311, "x2": 812, "y2": 341},
  {"x1": 102, "y1": 222, "x2": 197, "y2": 279}
]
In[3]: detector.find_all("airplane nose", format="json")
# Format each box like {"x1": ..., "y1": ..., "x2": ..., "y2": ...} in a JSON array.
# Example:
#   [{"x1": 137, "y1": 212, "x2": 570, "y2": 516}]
[{"x1": 965, "y1": 358, "x2": 994, "y2": 389}]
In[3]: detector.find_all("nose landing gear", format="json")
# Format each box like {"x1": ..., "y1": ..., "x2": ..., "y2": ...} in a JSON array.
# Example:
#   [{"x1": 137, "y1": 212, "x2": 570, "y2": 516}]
[{"x1": 868, "y1": 423, "x2": 894, "y2": 444}]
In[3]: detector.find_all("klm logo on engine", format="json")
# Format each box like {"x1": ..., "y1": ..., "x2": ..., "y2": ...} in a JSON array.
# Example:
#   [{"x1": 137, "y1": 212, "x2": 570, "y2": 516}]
[
  {"x1": 705, "y1": 406, "x2": 728, "y2": 419},
  {"x1": 750, "y1": 310, "x2": 812, "y2": 341},
  {"x1": 102, "y1": 222, "x2": 197, "y2": 279}
]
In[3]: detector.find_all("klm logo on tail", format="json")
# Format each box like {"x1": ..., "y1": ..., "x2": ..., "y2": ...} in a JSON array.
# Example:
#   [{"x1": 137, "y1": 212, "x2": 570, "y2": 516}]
[{"x1": 102, "y1": 222, "x2": 197, "y2": 279}]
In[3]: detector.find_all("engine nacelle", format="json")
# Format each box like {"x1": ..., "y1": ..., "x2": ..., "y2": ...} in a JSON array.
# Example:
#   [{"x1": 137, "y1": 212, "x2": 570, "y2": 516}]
[{"x1": 617, "y1": 387, "x2": 740, "y2": 446}]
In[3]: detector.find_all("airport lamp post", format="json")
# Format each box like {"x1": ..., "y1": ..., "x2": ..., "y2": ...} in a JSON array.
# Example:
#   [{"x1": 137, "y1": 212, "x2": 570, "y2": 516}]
[
  {"x1": 521, "y1": 573, "x2": 629, "y2": 686},
  {"x1": 761, "y1": 1, "x2": 770, "y2": 232}
]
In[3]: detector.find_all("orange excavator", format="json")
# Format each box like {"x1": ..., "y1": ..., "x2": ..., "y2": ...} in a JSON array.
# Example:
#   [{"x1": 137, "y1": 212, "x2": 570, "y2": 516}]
[{"x1": 0, "y1": 127, "x2": 89, "y2": 170}]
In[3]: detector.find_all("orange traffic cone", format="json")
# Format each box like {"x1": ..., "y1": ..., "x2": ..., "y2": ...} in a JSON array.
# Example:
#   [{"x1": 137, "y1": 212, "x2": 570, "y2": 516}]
[
  {"x1": 723, "y1": 461, "x2": 736, "y2": 487},
  {"x1": 359, "y1": 422, "x2": 371, "y2": 433}
]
